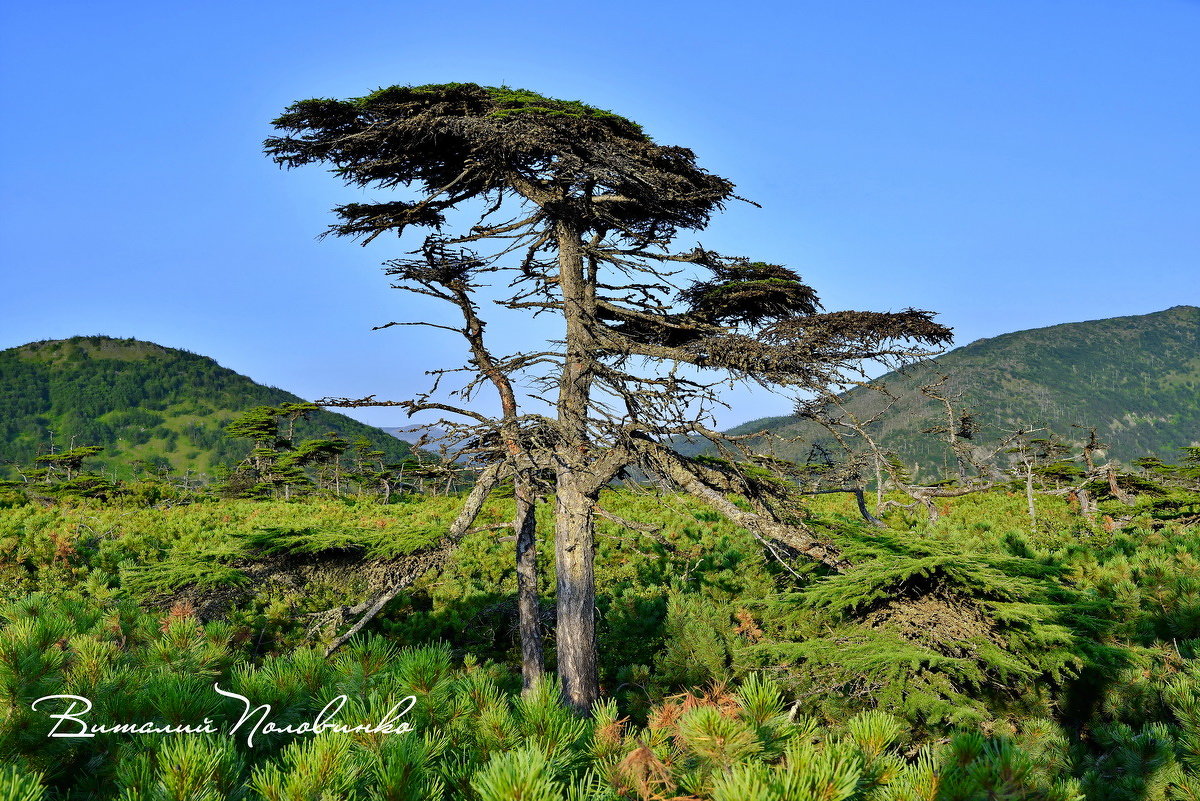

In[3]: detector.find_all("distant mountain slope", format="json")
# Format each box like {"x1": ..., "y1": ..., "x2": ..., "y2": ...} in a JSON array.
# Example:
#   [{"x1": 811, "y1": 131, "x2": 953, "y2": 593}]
[
  {"x1": 692, "y1": 306, "x2": 1200, "y2": 477},
  {"x1": 382, "y1": 425, "x2": 450, "y2": 447},
  {"x1": 0, "y1": 336, "x2": 413, "y2": 478}
]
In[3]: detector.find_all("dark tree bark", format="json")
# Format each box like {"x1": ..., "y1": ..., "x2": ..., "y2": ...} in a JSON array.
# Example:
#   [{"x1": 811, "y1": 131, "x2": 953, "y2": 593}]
[{"x1": 513, "y1": 472, "x2": 545, "y2": 690}]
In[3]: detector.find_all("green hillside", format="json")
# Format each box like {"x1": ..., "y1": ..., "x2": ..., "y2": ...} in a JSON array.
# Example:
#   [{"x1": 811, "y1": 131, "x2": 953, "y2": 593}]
[
  {"x1": 699, "y1": 305, "x2": 1200, "y2": 478},
  {"x1": 0, "y1": 336, "x2": 412, "y2": 479}
]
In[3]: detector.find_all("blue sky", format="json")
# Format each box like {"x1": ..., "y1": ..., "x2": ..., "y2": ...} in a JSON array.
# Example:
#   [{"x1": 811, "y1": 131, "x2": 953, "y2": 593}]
[{"x1": 1, "y1": 1, "x2": 1197, "y2": 429}]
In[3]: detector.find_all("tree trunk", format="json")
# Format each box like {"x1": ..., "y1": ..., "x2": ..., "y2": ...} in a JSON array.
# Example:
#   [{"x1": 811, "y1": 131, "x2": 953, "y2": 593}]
[
  {"x1": 1025, "y1": 468, "x2": 1037, "y2": 525},
  {"x1": 554, "y1": 470, "x2": 598, "y2": 711},
  {"x1": 514, "y1": 472, "x2": 545, "y2": 692},
  {"x1": 323, "y1": 462, "x2": 504, "y2": 658},
  {"x1": 1077, "y1": 487, "x2": 1096, "y2": 521},
  {"x1": 447, "y1": 462, "x2": 504, "y2": 539},
  {"x1": 552, "y1": 219, "x2": 601, "y2": 713},
  {"x1": 874, "y1": 456, "x2": 884, "y2": 513},
  {"x1": 922, "y1": 494, "x2": 940, "y2": 524},
  {"x1": 1107, "y1": 466, "x2": 1134, "y2": 505},
  {"x1": 438, "y1": 265, "x2": 550, "y2": 693},
  {"x1": 852, "y1": 488, "x2": 886, "y2": 528}
]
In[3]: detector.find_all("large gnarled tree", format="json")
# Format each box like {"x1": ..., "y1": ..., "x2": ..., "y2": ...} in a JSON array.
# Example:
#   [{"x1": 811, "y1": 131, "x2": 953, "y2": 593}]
[{"x1": 266, "y1": 83, "x2": 951, "y2": 710}]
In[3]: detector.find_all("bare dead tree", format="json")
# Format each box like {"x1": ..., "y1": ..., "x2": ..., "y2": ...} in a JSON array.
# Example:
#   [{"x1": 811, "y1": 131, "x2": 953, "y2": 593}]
[
  {"x1": 919, "y1": 377, "x2": 978, "y2": 482},
  {"x1": 791, "y1": 382, "x2": 904, "y2": 525}
]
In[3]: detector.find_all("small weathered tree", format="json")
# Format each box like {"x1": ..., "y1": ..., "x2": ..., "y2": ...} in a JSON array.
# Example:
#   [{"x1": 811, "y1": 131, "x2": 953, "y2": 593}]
[
  {"x1": 223, "y1": 406, "x2": 283, "y2": 495},
  {"x1": 266, "y1": 83, "x2": 951, "y2": 709},
  {"x1": 1133, "y1": 446, "x2": 1200, "y2": 525},
  {"x1": 23, "y1": 444, "x2": 116, "y2": 500},
  {"x1": 33, "y1": 445, "x2": 104, "y2": 483},
  {"x1": 222, "y1": 404, "x2": 349, "y2": 499}
]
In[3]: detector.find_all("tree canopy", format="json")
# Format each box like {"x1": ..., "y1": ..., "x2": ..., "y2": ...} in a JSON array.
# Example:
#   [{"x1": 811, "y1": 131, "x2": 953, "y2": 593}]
[{"x1": 267, "y1": 83, "x2": 734, "y2": 243}]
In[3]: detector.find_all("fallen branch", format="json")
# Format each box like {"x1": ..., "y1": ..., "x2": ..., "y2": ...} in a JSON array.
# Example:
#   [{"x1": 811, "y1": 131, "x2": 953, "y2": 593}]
[{"x1": 323, "y1": 462, "x2": 506, "y2": 656}]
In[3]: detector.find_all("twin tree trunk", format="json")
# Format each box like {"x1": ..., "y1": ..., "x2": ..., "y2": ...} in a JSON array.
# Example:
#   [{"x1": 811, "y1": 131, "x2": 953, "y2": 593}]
[{"x1": 513, "y1": 472, "x2": 545, "y2": 690}]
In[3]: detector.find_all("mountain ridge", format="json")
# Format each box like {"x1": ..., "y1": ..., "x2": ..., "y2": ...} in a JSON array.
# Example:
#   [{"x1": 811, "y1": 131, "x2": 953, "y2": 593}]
[
  {"x1": 0, "y1": 335, "x2": 413, "y2": 479},
  {"x1": 691, "y1": 305, "x2": 1200, "y2": 476}
]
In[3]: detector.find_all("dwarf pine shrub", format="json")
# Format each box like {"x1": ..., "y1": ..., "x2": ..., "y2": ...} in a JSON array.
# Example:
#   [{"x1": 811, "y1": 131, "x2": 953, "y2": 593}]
[{"x1": 0, "y1": 488, "x2": 1199, "y2": 798}]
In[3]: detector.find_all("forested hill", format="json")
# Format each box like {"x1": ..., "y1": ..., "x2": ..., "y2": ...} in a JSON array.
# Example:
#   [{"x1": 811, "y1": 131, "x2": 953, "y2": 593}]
[
  {"x1": 0, "y1": 336, "x2": 412, "y2": 478},
  {"x1": 697, "y1": 305, "x2": 1200, "y2": 477}
]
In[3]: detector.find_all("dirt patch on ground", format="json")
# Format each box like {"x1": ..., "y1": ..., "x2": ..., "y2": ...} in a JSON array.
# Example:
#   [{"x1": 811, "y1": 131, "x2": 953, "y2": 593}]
[{"x1": 861, "y1": 587, "x2": 1005, "y2": 656}]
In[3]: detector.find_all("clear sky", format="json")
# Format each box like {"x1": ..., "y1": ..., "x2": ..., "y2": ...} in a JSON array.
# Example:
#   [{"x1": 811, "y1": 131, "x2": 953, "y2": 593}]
[{"x1": 1, "y1": 1, "x2": 1197, "y2": 430}]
